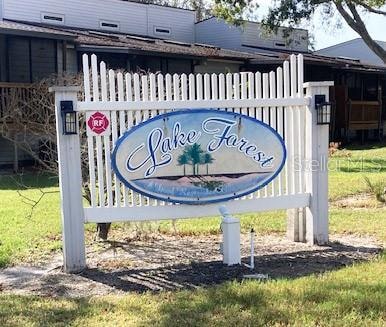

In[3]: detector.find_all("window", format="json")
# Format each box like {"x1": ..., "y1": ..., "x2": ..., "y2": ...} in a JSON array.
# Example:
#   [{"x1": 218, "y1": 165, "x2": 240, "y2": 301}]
[
  {"x1": 99, "y1": 20, "x2": 120, "y2": 31},
  {"x1": 154, "y1": 26, "x2": 171, "y2": 36},
  {"x1": 274, "y1": 42, "x2": 286, "y2": 48},
  {"x1": 41, "y1": 12, "x2": 65, "y2": 25}
]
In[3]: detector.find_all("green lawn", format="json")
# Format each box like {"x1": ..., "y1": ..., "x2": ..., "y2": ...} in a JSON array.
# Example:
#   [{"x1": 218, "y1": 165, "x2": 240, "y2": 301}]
[
  {"x1": 329, "y1": 143, "x2": 386, "y2": 200},
  {"x1": 1, "y1": 255, "x2": 385, "y2": 326},
  {"x1": 0, "y1": 143, "x2": 385, "y2": 326}
]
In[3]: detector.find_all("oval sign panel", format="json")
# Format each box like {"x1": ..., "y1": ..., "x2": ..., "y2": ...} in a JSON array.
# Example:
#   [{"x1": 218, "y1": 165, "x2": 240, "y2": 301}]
[{"x1": 112, "y1": 109, "x2": 286, "y2": 204}]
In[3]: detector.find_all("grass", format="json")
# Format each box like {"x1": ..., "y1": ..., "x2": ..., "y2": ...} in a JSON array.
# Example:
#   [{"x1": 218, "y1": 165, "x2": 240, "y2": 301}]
[
  {"x1": 1, "y1": 255, "x2": 385, "y2": 326},
  {"x1": 0, "y1": 143, "x2": 385, "y2": 326},
  {"x1": 328, "y1": 142, "x2": 386, "y2": 200},
  {"x1": 0, "y1": 173, "x2": 62, "y2": 267}
]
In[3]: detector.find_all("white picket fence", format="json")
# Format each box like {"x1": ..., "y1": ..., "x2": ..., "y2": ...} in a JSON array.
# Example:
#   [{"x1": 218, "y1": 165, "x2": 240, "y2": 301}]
[
  {"x1": 79, "y1": 54, "x2": 310, "y2": 222},
  {"x1": 51, "y1": 53, "x2": 332, "y2": 272}
]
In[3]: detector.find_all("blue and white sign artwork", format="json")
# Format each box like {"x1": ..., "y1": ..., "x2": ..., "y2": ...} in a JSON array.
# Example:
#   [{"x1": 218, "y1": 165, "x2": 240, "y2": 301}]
[{"x1": 111, "y1": 109, "x2": 286, "y2": 204}]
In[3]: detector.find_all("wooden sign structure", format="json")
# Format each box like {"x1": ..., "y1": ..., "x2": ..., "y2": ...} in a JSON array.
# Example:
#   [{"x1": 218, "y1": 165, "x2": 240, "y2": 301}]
[{"x1": 51, "y1": 54, "x2": 333, "y2": 272}]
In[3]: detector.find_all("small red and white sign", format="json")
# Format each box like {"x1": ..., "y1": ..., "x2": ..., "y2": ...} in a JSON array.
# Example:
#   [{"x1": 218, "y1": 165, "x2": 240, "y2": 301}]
[{"x1": 86, "y1": 111, "x2": 110, "y2": 136}]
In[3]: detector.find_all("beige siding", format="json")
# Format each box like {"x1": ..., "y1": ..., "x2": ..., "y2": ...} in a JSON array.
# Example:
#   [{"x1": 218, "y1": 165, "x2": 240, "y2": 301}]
[
  {"x1": 196, "y1": 18, "x2": 308, "y2": 53},
  {"x1": 195, "y1": 18, "x2": 242, "y2": 50},
  {"x1": 242, "y1": 22, "x2": 308, "y2": 51},
  {"x1": 147, "y1": 6, "x2": 195, "y2": 43},
  {"x1": 3, "y1": 0, "x2": 195, "y2": 42}
]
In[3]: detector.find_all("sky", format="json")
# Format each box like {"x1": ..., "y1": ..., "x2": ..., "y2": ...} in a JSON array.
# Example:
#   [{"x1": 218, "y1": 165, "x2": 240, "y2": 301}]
[{"x1": 253, "y1": 1, "x2": 386, "y2": 50}]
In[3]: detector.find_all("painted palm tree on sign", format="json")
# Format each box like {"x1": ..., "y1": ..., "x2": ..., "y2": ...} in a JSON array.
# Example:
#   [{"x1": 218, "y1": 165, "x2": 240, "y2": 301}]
[
  {"x1": 202, "y1": 152, "x2": 215, "y2": 175},
  {"x1": 177, "y1": 153, "x2": 189, "y2": 175},
  {"x1": 184, "y1": 143, "x2": 204, "y2": 175},
  {"x1": 178, "y1": 143, "x2": 215, "y2": 176}
]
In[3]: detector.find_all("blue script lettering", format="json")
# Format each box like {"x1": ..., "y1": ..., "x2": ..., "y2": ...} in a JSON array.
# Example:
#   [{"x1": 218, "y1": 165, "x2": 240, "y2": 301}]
[
  {"x1": 202, "y1": 117, "x2": 275, "y2": 168},
  {"x1": 126, "y1": 122, "x2": 201, "y2": 177}
]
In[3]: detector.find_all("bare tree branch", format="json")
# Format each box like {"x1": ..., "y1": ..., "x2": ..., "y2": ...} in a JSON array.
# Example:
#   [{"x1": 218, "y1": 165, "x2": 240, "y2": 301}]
[
  {"x1": 353, "y1": 1, "x2": 386, "y2": 15},
  {"x1": 334, "y1": 1, "x2": 386, "y2": 63},
  {"x1": 17, "y1": 188, "x2": 59, "y2": 219}
]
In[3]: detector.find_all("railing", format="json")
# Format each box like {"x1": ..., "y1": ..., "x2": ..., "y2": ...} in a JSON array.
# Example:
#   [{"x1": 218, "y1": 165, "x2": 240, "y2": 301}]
[
  {"x1": 0, "y1": 82, "x2": 33, "y2": 118},
  {"x1": 347, "y1": 99, "x2": 382, "y2": 131}
]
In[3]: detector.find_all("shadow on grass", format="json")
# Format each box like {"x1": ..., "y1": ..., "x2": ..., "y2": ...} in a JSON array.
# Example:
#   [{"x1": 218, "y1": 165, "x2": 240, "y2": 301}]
[
  {"x1": 1, "y1": 273, "x2": 384, "y2": 326},
  {"x1": 79, "y1": 242, "x2": 381, "y2": 294},
  {"x1": 343, "y1": 141, "x2": 386, "y2": 151},
  {"x1": 1, "y1": 252, "x2": 384, "y2": 326},
  {"x1": 0, "y1": 172, "x2": 58, "y2": 190},
  {"x1": 155, "y1": 272, "x2": 386, "y2": 326},
  {"x1": 335, "y1": 158, "x2": 386, "y2": 173}
]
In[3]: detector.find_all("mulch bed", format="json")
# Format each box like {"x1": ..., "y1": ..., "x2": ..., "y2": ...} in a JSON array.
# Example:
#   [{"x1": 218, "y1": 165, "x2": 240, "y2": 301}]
[{"x1": 0, "y1": 233, "x2": 383, "y2": 297}]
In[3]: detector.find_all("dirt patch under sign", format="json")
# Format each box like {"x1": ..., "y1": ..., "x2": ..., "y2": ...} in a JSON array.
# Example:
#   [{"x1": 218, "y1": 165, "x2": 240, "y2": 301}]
[{"x1": 0, "y1": 234, "x2": 382, "y2": 297}]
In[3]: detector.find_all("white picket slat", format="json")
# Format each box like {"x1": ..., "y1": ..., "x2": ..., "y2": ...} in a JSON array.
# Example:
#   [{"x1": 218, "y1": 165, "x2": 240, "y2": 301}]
[
  {"x1": 283, "y1": 60, "x2": 291, "y2": 195},
  {"x1": 125, "y1": 72, "x2": 134, "y2": 206},
  {"x1": 196, "y1": 74, "x2": 203, "y2": 100},
  {"x1": 132, "y1": 73, "x2": 142, "y2": 206},
  {"x1": 157, "y1": 74, "x2": 165, "y2": 114},
  {"x1": 149, "y1": 73, "x2": 158, "y2": 206},
  {"x1": 181, "y1": 74, "x2": 188, "y2": 101},
  {"x1": 211, "y1": 74, "x2": 218, "y2": 100},
  {"x1": 188, "y1": 74, "x2": 195, "y2": 101},
  {"x1": 276, "y1": 66, "x2": 284, "y2": 196},
  {"x1": 269, "y1": 71, "x2": 277, "y2": 197},
  {"x1": 290, "y1": 54, "x2": 298, "y2": 194},
  {"x1": 240, "y1": 73, "x2": 248, "y2": 115},
  {"x1": 233, "y1": 73, "x2": 240, "y2": 114},
  {"x1": 91, "y1": 55, "x2": 105, "y2": 207},
  {"x1": 100, "y1": 62, "x2": 113, "y2": 208},
  {"x1": 82, "y1": 54, "x2": 91, "y2": 102},
  {"x1": 204, "y1": 74, "x2": 210, "y2": 100},
  {"x1": 84, "y1": 53, "x2": 96, "y2": 206},
  {"x1": 117, "y1": 72, "x2": 128, "y2": 206},
  {"x1": 262, "y1": 73, "x2": 269, "y2": 198},
  {"x1": 108, "y1": 69, "x2": 121, "y2": 207}
]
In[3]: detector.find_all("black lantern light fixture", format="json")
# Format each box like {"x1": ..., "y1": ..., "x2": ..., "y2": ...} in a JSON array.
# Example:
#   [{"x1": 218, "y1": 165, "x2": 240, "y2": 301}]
[
  {"x1": 315, "y1": 94, "x2": 333, "y2": 125},
  {"x1": 60, "y1": 100, "x2": 77, "y2": 135}
]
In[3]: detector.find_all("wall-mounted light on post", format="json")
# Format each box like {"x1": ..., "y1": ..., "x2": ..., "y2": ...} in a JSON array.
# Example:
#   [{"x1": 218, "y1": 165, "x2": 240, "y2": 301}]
[
  {"x1": 60, "y1": 100, "x2": 77, "y2": 135},
  {"x1": 315, "y1": 94, "x2": 333, "y2": 125}
]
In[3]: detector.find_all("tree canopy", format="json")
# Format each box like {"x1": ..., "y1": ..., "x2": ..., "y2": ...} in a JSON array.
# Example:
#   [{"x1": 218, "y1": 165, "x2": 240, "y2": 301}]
[
  {"x1": 214, "y1": 0, "x2": 386, "y2": 63},
  {"x1": 151, "y1": 0, "x2": 386, "y2": 63}
]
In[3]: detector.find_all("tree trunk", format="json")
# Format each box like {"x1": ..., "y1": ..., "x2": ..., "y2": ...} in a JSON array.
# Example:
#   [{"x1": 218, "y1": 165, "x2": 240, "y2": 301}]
[
  {"x1": 97, "y1": 223, "x2": 111, "y2": 240},
  {"x1": 335, "y1": 2, "x2": 386, "y2": 64}
]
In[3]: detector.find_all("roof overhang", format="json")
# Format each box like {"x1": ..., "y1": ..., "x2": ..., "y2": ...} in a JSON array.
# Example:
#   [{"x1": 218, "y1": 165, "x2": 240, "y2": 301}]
[
  {"x1": 0, "y1": 20, "x2": 76, "y2": 41},
  {"x1": 249, "y1": 54, "x2": 386, "y2": 74}
]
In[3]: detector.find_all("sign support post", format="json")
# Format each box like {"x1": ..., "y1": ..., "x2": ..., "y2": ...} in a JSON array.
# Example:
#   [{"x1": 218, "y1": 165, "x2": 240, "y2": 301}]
[
  {"x1": 287, "y1": 82, "x2": 332, "y2": 245},
  {"x1": 303, "y1": 81, "x2": 333, "y2": 245},
  {"x1": 50, "y1": 86, "x2": 86, "y2": 273}
]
